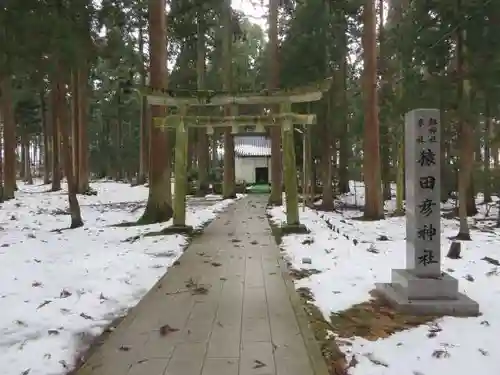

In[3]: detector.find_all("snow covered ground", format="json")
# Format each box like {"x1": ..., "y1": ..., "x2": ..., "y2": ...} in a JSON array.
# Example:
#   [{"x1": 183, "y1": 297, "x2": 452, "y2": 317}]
[
  {"x1": 269, "y1": 181, "x2": 500, "y2": 375},
  {"x1": 0, "y1": 180, "x2": 241, "y2": 375}
]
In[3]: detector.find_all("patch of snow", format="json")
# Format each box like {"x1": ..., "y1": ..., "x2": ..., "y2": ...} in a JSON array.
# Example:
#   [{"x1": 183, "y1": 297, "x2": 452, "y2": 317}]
[
  {"x1": 0, "y1": 181, "x2": 242, "y2": 375},
  {"x1": 269, "y1": 181, "x2": 500, "y2": 375}
]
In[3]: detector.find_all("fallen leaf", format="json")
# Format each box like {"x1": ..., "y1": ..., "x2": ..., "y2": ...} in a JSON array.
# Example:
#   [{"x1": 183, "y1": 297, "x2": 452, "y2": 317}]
[
  {"x1": 60, "y1": 289, "x2": 72, "y2": 298},
  {"x1": 365, "y1": 353, "x2": 389, "y2": 367},
  {"x1": 478, "y1": 348, "x2": 489, "y2": 356},
  {"x1": 431, "y1": 349, "x2": 450, "y2": 359},
  {"x1": 80, "y1": 313, "x2": 93, "y2": 320},
  {"x1": 253, "y1": 359, "x2": 266, "y2": 369},
  {"x1": 37, "y1": 300, "x2": 52, "y2": 309},
  {"x1": 159, "y1": 324, "x2": 179, "y2": 336},
  {"x1": 482, "y1": 256, "x2": 500, "y2": 266},
  {"x1": 464, "y1": 274, "x2": 474, "y2": 282},
  {"x1": 192, "y1": 286, "x2": 209, "y2": 295}
]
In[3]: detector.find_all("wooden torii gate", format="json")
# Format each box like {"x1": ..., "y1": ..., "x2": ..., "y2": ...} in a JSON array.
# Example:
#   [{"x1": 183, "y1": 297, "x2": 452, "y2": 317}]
[{"x1": 143, "y1": 77, "x2": 332, "y2": 233}]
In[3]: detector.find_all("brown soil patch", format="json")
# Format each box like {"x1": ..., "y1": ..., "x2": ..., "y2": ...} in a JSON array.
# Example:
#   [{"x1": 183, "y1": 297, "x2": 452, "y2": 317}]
[{"x1": 330, "y1": 292, "x2": 441, "y2": 341}]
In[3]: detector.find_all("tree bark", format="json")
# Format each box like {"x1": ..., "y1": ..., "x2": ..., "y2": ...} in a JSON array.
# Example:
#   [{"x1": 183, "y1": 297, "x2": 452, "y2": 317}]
[
  {"x1": 139, "y1": 0, "x2": 173, "y2": 223},
  {"x1": 71, "y1": 69, "x2": 80, "y2": 187},
  {"x1": 268, "y1": 0, "x2": 282, "y2": 205},
  {"x1": 0, "y1": 76, "x2": 16, "y2": 199},
  {"x1": 0, "y1": 120, "x2": 3, "y2": 201},
  {"x1": 484, "y1": 101, "x2": 492, "y2": 203},
  {"x1": 338, "y1": 13, "x2": 349, "y2": 194},
  {"x1": 20, "y1": 137, "x2": 26, "y2": 181},
  {"x1": 50, "y1": 81, "x2": 62, "y2": 191},
  {"x1": 41, "y1": 90, "x2": 51, "y2": 184},
  {"x1": 456, "y1": 27, "x2": 472, "y2": 240},
  {"x1": 378, "y1": 0, "x2": 391, "y2": 201},
  {"x1": 55, "y1": 75, "x2": 83, "y2": 228},
  {"x1": 320, "y1": 93, "x2": 334, "y2": 210},
  {"x1": 221, "y1": 0, "x2": 236, "y2": 199},
  {"x1": 196, "y1": 18, "x2": 209, "y2": 197},
  {"x1": 138, "y1": 23, "x2": 149, "y2": 185},
  {"x1": 362, "y1": 0, "x2": 384, "y2": 220},
  {"x1": 77, "y1": 66, "x2": 90, "y2": 193},
  {"x1": 23, "y1": 134, "x2": 33, "y2": 184}
]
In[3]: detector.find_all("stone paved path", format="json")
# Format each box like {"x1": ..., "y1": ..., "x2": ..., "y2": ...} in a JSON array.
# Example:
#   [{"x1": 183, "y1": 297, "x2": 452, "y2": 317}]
[{"x1": 76, "y1": 196, "x2": 328, "y2": 375}]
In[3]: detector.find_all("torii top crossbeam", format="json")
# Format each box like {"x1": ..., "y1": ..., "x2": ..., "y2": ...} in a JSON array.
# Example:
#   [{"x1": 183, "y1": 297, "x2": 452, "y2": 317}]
[{"x1": 143, "y1": 77, "x2": 333, "y2": 107}]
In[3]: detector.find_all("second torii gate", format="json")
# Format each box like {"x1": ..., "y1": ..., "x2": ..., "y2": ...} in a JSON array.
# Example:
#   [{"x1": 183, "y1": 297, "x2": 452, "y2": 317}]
[{"x1": 144, "y1": 78, "x2": 332, "y2": 233}]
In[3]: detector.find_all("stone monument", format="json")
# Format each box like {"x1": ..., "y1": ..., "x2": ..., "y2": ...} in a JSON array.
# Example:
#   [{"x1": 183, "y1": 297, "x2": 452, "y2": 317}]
[{"x1": 375, "y1": 108, "x2": 479, "y2": 316}]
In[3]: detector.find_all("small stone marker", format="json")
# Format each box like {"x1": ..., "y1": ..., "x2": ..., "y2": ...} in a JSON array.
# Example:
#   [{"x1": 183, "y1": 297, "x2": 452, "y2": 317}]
[{"x1": 375, "y1": 108, "x2": 479, "y2": 316}]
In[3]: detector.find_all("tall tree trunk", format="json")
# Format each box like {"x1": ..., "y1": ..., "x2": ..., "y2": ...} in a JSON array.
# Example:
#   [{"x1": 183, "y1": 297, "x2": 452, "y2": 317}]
[
  {"x1": 50, "y1": 82, "x2": 62, "y2": 191},
  {"x1": 484, "y1": 101, "x2": 492, "y2": 203},
  {"x1": 320, "y1": 94, "x2": 334, "y2": 210},
  {"x1": 362, "y1": 0, "x2": 384, "y2": 219},
  {"x1": 23, "y1": 134, "x2": 33, "y2": 184},
  {"x1": 115, "y1": 98, "x2": 123, "y2": 181},
  {"x1": 71, "y1": 69, "x2": 80, "y2": 187},
  {"x1": 196, "y1": 18, "x2": 209, "y2": 197},
  {"x1": 77, "y1": 66, "x2": 89, "y2": 193},
  {"x1": 304, "y1": 126, "x2": 313, "y2": 206},
  {"x1": 391, "y1": 0, "x2": 406, "y2": 213},
  {"x1": 222, "y1": 0, "x2": 236, "y2": 199},
  {"x1": 268, "y1": 0, "x2": 282, "y2": 205},
  {"x1": 0, "y1": 122, "x2": 3, "y2": 201},
  {"x1": 140, "y1": 0, "x2": 173, "y2": 223},
  {"x1": 20, "y1": 138, "x2": 26, "y2": 180},
  {"x1": 55, "y1": 75, "x2": 83, "y2": 228},
  {"x1": 456, "y1": 26, "x2": 472, "y2": 240},
  {"x1": 137, "y1": 23, "x2": 149, "y2": 184},
  {"x1": 41, "y1": 90, "x2": 51, "y2": 184},
  {"x1": 337, "y1": 12, "x2": 350, "y2": 194},
  {"x1": 211, "y1": 132, "x2": 218, "y2": 171},
  {"x1": 466, "y1": 179, "x2": 477, "y2": 216},
  {"x1": 378, "y1": 0, "x2": 391, "y2": 200},
  {"x1": 440, "y1": 107, "x2": 451, "y2": 202},
  {"x1": 491, "y1": 124, "x2": 499, "y2": 169},
  {"x1": 0, "y1": 76, "x2": 16, "y2": 199}
]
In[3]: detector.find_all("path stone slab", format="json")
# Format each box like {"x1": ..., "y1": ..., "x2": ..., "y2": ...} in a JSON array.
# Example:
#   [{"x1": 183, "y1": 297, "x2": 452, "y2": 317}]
[{"x1": 75, "y1": 196, "x2": 327, "y2": 375}]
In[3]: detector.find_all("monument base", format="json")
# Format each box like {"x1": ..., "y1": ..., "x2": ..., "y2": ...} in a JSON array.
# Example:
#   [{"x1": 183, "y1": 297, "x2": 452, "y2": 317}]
[{"x1": 374, "y1": 269, "x2": 479, "y2": 316}]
